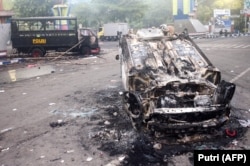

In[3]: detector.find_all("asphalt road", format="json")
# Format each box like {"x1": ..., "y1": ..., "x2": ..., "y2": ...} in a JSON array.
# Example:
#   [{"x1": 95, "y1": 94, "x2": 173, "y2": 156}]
[
  {"x1": 0, "y1": 37, "x2": 250, "y2": 166},
  {"x1": 195, "y1": 37, "x2": 250, "y2": 110}
]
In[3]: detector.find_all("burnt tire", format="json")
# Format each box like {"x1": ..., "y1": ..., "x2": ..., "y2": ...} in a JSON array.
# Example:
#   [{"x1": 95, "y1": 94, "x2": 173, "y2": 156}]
[{"x1": 31, "y1": 48, "x2": 44, "y2": 57}]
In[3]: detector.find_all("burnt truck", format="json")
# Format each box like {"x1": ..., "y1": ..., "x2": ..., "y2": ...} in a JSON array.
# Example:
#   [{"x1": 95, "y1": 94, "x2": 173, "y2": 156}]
[{"x1": 117, "y1": 27, "x2": 236, "y2": 137}]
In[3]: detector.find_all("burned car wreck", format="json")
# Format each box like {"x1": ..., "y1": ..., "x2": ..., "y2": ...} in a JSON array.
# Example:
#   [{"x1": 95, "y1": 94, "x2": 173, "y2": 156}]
[{"x1": 118, "y1": 27, "x2": 236, "y2": 137}]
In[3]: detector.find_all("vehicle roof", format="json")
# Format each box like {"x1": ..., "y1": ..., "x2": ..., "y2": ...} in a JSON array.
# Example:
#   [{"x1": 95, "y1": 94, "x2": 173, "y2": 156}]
[{"x1": 11, "y1": 16, "x2": 77, "y2": 21}]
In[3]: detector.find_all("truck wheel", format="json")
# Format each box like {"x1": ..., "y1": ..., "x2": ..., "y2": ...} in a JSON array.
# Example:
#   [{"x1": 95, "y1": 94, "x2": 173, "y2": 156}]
[
  {"x1": 81, "y1": 47, "x2": 90, "y2": 55},
  {"x1": 31, "y1": 48, "x2": 44, "y2": 57}
]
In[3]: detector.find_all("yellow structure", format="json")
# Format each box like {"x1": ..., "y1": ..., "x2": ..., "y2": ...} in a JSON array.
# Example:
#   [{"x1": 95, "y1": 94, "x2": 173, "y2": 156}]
[{"x1": 97, "y1": 27, "x2": 104, "y2": 39}]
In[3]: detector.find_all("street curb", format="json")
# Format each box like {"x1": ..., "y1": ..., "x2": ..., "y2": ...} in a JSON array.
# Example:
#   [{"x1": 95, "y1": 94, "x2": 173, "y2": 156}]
[{"x1": 0, "y1": 58, "x2": 24, "y2": 65}]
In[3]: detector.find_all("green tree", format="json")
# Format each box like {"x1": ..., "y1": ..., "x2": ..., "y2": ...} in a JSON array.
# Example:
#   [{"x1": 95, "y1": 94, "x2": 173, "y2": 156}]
[
  {"x1": 13, "y1": 0, "x2": 66, "y2": 17},
  {"x1": 212, "y1": 0, "x2": 243, "y2": 10},
  {"x1": 71, "y1": 1, "x2": 95, "y2": 27},
  {"x1": 196, "y1": 0, "x2": 245, "y2": 32},
  {"x1": 142, "y1": 0, "x2": 173, "y2": 27},
  {"x1": 196, "y1": 4, "x2": 213, "y2": 24},
  {"x1": 71, "y1": 0, "x2": 148, "y2": 29}
]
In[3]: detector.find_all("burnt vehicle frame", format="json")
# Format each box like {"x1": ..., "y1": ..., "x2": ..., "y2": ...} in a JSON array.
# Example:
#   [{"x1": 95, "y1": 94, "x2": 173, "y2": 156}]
[{"x1": 117, "y1": 27, "x2": 236, "y2": 137}]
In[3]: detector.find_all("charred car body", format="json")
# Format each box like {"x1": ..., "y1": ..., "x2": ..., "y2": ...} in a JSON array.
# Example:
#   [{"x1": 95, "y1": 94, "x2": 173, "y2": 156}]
[{"x1": 118, "y1": 27, "x2": 235, "y2": 137}]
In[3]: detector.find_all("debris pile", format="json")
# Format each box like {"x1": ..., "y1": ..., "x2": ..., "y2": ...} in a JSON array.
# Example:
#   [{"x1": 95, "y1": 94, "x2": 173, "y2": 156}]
[{"x1": 78, "y1": 87, "x2": 246, "y2": 166}]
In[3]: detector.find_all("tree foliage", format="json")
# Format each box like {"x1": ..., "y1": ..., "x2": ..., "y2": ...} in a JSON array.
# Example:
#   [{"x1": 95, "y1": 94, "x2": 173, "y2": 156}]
[
  {"x1": 12, "y1": 0, "x2": 246, "y2": 32},
  {"x1": 13, "y1": 0, "x2": 66, "y2": 17},
  {"x1": 71, "y1": 0, "x2": 175, "y2": 29},
  {"x1": 197, "y1": 0, "x2": 244, "y2": 23},
  {"x1": 197, "y1": 0, "x2": 244, "y2": 32},
  {"x1": 72, "y1": 0, "x2": 148, "y2": 29},
  {"x1": 142, "y1": 0, "x2": 173, "y2": 27}
]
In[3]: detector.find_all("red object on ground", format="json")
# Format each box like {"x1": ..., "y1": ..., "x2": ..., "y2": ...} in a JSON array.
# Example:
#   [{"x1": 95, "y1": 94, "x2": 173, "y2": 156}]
[
  {"x1": 90, "y1": 47, "x2": 101, "y2": 54},
  {"x1": 27, "y1": 64, "x2": 36, "y2": 68},
  {"x1": 225, "y1": 128, "x2": 237, "y2": 137}
]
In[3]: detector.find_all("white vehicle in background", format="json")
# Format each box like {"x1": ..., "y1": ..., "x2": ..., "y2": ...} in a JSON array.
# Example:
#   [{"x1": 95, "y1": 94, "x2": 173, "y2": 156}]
[{"x1": 98, "y1": 23, "x2": 129, "y2": 41}]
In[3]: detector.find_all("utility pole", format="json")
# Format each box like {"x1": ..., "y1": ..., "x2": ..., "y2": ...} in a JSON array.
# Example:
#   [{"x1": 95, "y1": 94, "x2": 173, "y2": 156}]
[{"x1": 245, "y1": 13, "x2": 247, "y2": 34}]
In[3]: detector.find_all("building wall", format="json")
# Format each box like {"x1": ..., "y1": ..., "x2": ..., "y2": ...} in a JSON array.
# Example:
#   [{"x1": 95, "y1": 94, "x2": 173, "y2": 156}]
[
  {"x1": 0, "y1": 23, "x2": 11, "y2": 51},
  {"x1": 0, "y1": 0, "x2": 14, "y2": 51}
]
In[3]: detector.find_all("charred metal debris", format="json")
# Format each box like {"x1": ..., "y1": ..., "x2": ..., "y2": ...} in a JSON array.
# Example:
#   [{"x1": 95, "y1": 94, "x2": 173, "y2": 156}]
[{"x1": 117, "y1": 27, "x2": 236, "y2": 137}]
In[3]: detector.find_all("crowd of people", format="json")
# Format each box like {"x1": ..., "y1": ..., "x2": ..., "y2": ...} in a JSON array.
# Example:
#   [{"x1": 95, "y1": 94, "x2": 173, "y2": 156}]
[{"x1": 219, "y1": 29, "x2": 228, "y2": 36}]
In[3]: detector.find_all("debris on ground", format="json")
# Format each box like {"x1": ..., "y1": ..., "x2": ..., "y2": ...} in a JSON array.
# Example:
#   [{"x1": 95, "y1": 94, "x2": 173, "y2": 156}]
[
  {"x1": 104, "y1": 120, "x2": 111, "y2": 125},
  {"x1": 225, "y1": 128, "x2": 237, "y2": 137},
  {"x1": 77, "y1": 87, "x2": 246, "y2": 166},
  {"x1": 238, "y1": 119, "x2": 250, "y2": 127},
  {"x1": 1, "y1": 147, "x2": 10, "y2": 152},
  {"x1": 40, "y1": 155, "x2": 45, "y2": 159},
  {"x1": 27, "y1": 64, "x2": 36, "y2": 68},
  {"x1": 66, "y1": 150, "x2": 74, "y2": 154},
  {"x1": 0, "y1": 128, "x2": 13, "y2": 134},
  {"x1": 49, "y1": 120, "x2": 67, "y2": 128},
  {"x1": 86, "y1": 156, "x2": 93, "y2": 161}
]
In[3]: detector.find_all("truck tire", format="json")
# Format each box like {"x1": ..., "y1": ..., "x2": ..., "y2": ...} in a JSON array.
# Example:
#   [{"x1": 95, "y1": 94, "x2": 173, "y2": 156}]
[
  {"x1": 81, "y1": 46, "x2": 90, "y2": 55},
  {"x1": 31, "y1": 48, "x2": 44, "y2": 57}
]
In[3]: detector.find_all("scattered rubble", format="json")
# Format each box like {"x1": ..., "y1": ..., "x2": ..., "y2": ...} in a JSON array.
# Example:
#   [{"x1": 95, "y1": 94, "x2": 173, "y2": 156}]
[
  {"x1": 86, "y1": 156, "x2": 93, "y2": 161},
  {"x1": 153, "y1": 143, "x2": 162, "y2": 150},
  {"x1": 1, "y1": 147, "x2": 9, "y2": 152},
  {"x1": 0, "y1": 128, "x2": 13, "y2": 134},
  {"x1": 49, "y1": 103, "x2": 56, "y2": 106},
  {"x1": 40, "y1": 155, "x2": 45, "y2": 159},
  {"x1": 77, "y1": 87, "x2": 246, "y2": 165},
  {"x1": 49, "y1": 120, "x2": 67, "y2": 128},
  {"x1": 66, "y1": 150, "x2": 74, "y2": 154},
  {"x1": 238, "y1": 119, "x2": 250, "y2": 127},
  {"x1": 0, "y1": 50, "x2": 247, "y2": 166}
]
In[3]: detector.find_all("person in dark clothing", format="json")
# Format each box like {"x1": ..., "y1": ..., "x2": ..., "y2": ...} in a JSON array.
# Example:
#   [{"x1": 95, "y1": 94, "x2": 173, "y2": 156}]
[
  {"x1": 219, "y1": 29, "x2": 223, "y2": 36},
  {"x1": 224, "y1": 29, "x2": 228, "y2": 37}
]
